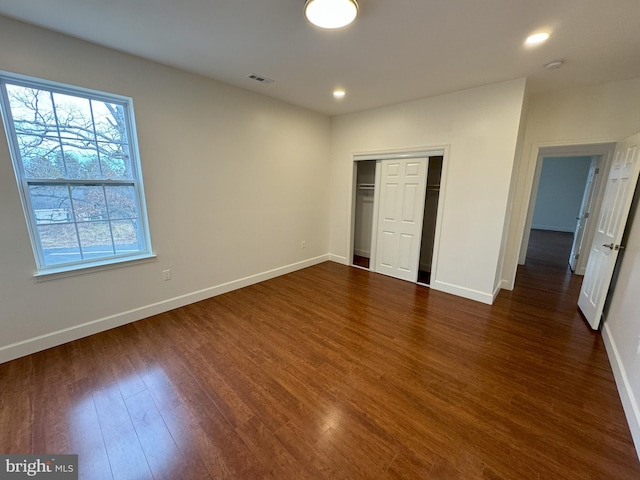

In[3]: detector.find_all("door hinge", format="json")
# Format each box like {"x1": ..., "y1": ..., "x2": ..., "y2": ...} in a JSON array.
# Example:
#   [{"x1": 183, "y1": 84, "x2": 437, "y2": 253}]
[
  {"x1": 595, "y1": 168, "x2": 600, "y2": 174},
  {"x1": 575, "y1": 253, "x2": 579, "y2": 259},
  {"x1": 584, "y1": 212, "x2": 589, "y2": 218}
]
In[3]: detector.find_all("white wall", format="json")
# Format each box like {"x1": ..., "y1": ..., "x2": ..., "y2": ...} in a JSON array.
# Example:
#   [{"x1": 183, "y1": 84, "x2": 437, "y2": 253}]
[
  {"x1": 531, "y1": 156, "x2": 592, "y2": 232},
  {"x1": 329, "y1": 79, "x2": 527, "y2": 304},
  {"x1": 603, "y1": 190, "x2": 640, "y2": 455},
  {"x1": 0, "y1": 16, "x2": 331, "y2": 362}
]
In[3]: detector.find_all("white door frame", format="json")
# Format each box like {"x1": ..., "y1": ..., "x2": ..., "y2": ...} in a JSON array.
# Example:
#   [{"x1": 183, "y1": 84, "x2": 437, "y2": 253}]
[
  {"x1": 570, "y1": 157, "x2": 599, "y2": 273},
  {"x1": 519, "y1": 143, "x2": 616, "y2": 267},
  {"x1": 348, "y1": 147, "x2": 448, "y2": 283}
]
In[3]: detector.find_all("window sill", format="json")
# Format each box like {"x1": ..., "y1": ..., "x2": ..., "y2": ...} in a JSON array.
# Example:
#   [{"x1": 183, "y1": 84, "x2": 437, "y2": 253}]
[{"x1": 33, "y1": 253, "x2": 157, "y2": 281}]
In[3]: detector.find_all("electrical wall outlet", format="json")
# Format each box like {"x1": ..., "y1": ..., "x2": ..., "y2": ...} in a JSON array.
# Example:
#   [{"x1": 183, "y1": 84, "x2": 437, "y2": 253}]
[{"x1": 163, "y1": 269, "x2": 171, "y2": 281}]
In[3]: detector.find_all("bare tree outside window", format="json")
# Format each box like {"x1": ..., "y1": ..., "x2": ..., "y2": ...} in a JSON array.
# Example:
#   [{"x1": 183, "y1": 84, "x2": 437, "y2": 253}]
[{"x1": 0, "y1": 75, "x2": 152, "y2": 272}]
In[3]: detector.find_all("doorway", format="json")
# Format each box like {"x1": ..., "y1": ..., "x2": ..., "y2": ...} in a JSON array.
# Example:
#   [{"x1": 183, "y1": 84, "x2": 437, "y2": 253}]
[
  {"x1": 526, "y1": 155, "x2": 593, "y2": 271},
  {"x1": 418, "y1": 156, "x2": 443, "y2": 285},
  {"x1": 519, "y1": 144, "x2": 615, "y2": 273},
  {"x1": 351, "y1": 152, "x2": 444, "y2": 285},
  {"x1": 353, "y1": 160, "x2": 376, "y2": 269}
]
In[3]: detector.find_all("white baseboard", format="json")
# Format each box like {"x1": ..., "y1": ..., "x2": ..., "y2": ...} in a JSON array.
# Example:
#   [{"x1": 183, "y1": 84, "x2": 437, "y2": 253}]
[
  {"x1": 602, "y1": 323, "x2": 640, "y2": 461},
  {"x1": 501, "y1": 278, "x2": 514, "y2": 291},
  {"x1": 492, "y1": 283, "x2": 502, "y2": 302},
  {"x1": 353, "y1": 249, "x2": 370, "y2": 258},
  {"x1": 328, "y1": 254, "x2": 349, "y2": 265},
  {"x1": 0, "y1": 254, "x2": 330, "y2": 364},
  {"x1": 430, "y1": 280, "x2": 494, "y2": 305}
]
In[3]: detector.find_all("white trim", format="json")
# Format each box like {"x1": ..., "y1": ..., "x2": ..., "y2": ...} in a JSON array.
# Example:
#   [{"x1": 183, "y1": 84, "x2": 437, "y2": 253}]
[
  {"x1": 602, "y1": 323, "x2": 640, "y2": 461},
  {"x1": 354, "y1": 149, "x2": 445, "y2": 161},
  {"x1": 34, "y1": 253, "x2": 157, "y2": 280},
  {"x1": 369, "y1": 160, "x2": 382, "y2": 269},
  {"x1": 537, "y1": 142, "x2": 618, "y2": 157},
  {"x1": 492, "y1": 282, "x2": 502, "y2": 303},
  {"x1": 428, "y1": 147, "x2": 450, "y2": 287},
  {"x1": 431, "y1": 280, "x2": 494, "y2": 305},
  {"x1": 329, "y1": 254, "x2": 349, "y2": 264},
  {"x1": 501, "y1": 278, "x2": 513, "y2": 290},
  {"x1": 353, "y1": 248, "x2": 370, "y2": 257},
  {"x1": 0, "y1": 254, "x2": 330, "y2": 364}
]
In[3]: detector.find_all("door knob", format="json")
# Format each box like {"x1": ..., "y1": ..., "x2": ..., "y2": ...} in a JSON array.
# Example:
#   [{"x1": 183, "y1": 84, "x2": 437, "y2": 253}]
[{"x1": 602, "y1": 243, "x2": 614, "y2": 249}]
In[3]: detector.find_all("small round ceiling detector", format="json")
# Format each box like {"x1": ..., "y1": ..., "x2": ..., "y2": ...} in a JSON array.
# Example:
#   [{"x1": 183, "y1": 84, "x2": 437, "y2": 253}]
[{"x1": 544, "y1": 60, "x2": 564, "y2": 70}]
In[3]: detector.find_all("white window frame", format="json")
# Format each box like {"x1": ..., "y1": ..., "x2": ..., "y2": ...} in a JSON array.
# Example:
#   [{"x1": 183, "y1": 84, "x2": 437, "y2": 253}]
[{"x1": 0, "y1": 71, "x2": 154, "y2": 276}]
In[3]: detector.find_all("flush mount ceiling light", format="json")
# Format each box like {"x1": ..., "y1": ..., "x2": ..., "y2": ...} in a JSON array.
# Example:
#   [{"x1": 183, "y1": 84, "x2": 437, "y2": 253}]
[
  {"x1": 333, "y1": 89, "x2": 346, "y2": 98},
  {"x1": 525, "y1": 32, "x2": 550, "y2": 46},
  {"x1": 304, "y1": 0, "x2": 359, "y2": 29}
]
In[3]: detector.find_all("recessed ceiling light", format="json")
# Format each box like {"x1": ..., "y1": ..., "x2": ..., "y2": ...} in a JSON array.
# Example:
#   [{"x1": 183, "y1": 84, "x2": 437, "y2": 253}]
[
  {"x1": 333, "y1": 89, "x2": 346, "y2": 99},
  {"x1": 525, "y1": 32, "x2": 550, "y2": 46}
]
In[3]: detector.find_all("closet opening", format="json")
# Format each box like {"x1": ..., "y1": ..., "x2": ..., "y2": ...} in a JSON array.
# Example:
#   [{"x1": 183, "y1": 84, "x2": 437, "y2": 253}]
[
  {"x1": 351, "y1": 152, "x2": 444, "y2": 286},
  {"x1": 352, "y1": 160, "x2": 376, "y2": 269},
  {"x1": 417, "y1": 156, "x2": 443, "y2": 285}
]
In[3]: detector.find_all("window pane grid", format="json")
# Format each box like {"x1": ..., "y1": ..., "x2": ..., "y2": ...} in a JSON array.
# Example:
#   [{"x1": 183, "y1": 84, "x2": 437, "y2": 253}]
[
  {"x1": 89, "y1": 100, "x2": 106, "y2": 180},
  {"x1": 100, "y1": 184, "x2": 117, "y2": 257},
  {"x1": 36, "y1": 182, "x2": 143, "y2": 264},
  {"x1": 49, "y1": 90, "x2": 70, "y2": 179},
  {"x1": 0, "y1": 74, "x2": 152, "y2": 272}
]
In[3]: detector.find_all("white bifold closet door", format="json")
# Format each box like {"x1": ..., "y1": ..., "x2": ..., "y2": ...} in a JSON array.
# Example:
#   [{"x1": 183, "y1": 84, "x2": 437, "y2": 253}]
[{"x1": 374, "y1": 158, "x2": 428, "y2": 282}]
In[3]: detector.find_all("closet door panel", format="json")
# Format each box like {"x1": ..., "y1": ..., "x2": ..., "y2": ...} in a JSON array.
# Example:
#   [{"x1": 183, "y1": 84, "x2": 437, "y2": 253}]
[{"x1": 374, "y1": 158, "x2": 428, "y2": 282}]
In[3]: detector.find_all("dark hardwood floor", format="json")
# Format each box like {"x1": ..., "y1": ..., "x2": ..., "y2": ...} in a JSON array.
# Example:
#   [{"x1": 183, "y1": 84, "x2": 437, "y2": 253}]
[
  {"x1": 1, "y1": 232, "x2": 639, "y2": 479},
  {"x1": 525, "y1": 228, "x2": 575, "y2": 271}
]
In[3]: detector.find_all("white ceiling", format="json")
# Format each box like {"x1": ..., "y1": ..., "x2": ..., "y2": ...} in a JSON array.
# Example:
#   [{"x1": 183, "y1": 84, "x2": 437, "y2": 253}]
[{"x1": 0, "y1": 0, "x2": 638, "y2": 116}]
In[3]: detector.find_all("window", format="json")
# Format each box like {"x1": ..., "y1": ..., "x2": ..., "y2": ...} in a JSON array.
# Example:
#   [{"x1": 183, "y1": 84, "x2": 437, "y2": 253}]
[{"x1": 0, "y1": 72, "x2": 153, "y2": 274}]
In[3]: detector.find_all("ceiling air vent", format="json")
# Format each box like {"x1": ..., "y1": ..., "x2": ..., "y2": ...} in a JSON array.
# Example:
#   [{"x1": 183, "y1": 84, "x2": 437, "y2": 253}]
[{"x1": 247, "y1": 74, "x2": 274, "y2": 85}]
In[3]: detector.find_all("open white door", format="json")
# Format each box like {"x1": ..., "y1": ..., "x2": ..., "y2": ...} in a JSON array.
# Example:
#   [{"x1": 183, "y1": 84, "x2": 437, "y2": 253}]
[
  {"x1": 569, "y1": 158, "x2": 598, "y2": 272},
  {"x1": 578, "y1": 132, "x2": 640, "y2": 329},
  {"x1": 374, "y1": 158, "x2": 428, "y2": 282}
]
